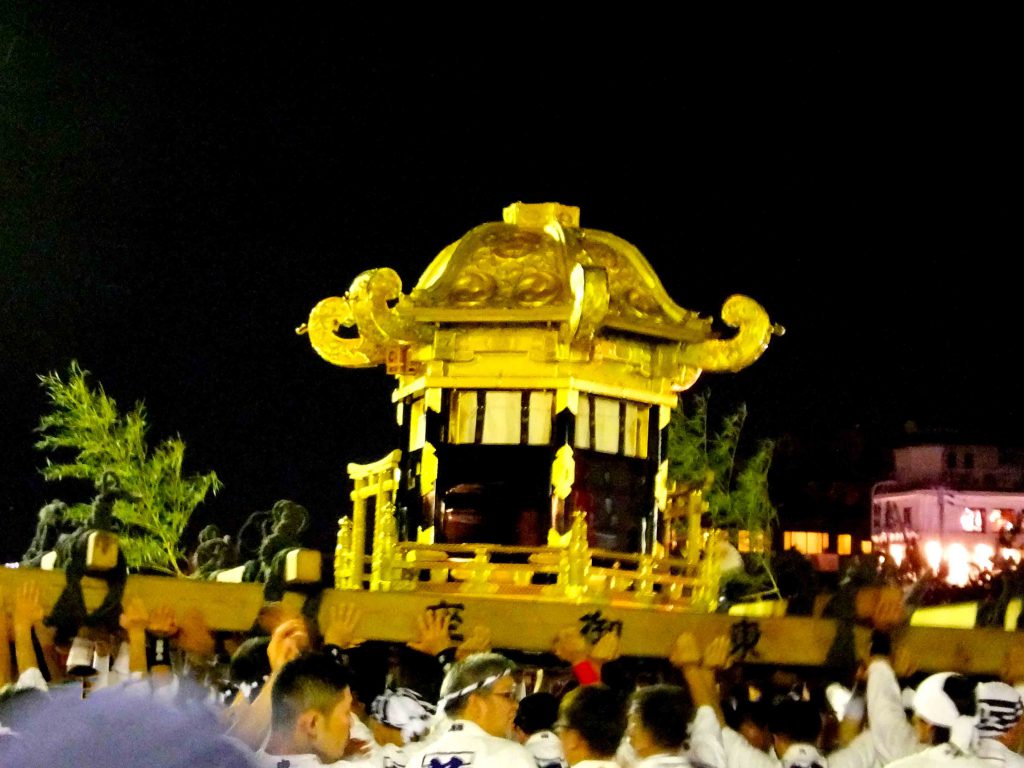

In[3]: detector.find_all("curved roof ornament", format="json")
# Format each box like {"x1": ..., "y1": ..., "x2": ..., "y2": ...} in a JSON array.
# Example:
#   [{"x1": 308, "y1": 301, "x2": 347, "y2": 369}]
[{"x1": 299, "y1": 203, "x2": 780, "y2": 402}]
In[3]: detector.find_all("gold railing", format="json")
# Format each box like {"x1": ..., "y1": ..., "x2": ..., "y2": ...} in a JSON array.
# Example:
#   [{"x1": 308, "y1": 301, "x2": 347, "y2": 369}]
[{"x1": 335, "y1": 506, "x2": 722, "y2": 611}]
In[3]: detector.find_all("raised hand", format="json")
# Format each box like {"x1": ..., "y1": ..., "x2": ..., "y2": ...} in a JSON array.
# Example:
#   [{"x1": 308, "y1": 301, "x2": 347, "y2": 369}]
[
  {"x1": 176, "y1": 608, "x2": 216, "y2": 657},
  {"x1": 591, "y1": 629, "x2": 621, "y2": 664},
  {"x1": 408, "y1": 609, "x2": 452, "y2": 656},
  {"x1": 147, "y1": 604, "x2": 178, "y2": 637},
  {"x1": 119, "y1": 596, "x2": 150, "y2": 632},
  {"x1": 669, "y1": 631, "x2": 702, "y2": 668},
  {"x1": 267, "y1": 617, "x2": 309, "y2": 673},
  {"x1": 552, "y1": 626, "x2": 590, "y2": 665},
  {"x1": 322, "y1": 602, "x2": 364, "y2": 649},
  {"x1": 14, "y1": 581, "x2": 45, "y2": 630},
  {"x1": 702, "y1": 634, "x2": 733, "y2": 670}
]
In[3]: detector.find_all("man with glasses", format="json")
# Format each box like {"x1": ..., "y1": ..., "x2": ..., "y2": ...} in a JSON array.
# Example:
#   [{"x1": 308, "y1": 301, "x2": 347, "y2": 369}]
[{"x1": 404, "y1": 652, "x2": 535, "y2": 768}]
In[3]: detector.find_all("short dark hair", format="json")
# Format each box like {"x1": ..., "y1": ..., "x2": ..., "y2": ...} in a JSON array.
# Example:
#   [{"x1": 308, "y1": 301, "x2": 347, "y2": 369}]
[
  {"x1": 723, "y1": 695, "x2": 770, "y2": 732},
  {"x1": 229, "y1": 635, "x2": 271, "y2": 687},
  {"x1": 514, "y1": 692, "x2": 560, "y2": 734},
  {"x1": 629, "y1": 684, "x2": 692, "y2": 751},
  {"x1": 438, "y1": 652, "x2": 517, "y2": 717},
  {"x1": 271, "y1": 651, "x2": 352, "y2": 731},
  {"x1": 558, "y1": 684, "x2": 626, "y2": 757},
  {"x1": 769, "y1": 697, "x2": 822, "y2": 744}
]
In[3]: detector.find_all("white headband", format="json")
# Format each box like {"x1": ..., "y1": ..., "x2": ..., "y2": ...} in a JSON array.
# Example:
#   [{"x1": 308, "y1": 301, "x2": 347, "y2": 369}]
[{"x1": 437, "y1": 669, "x2": 512, "y2": 712}]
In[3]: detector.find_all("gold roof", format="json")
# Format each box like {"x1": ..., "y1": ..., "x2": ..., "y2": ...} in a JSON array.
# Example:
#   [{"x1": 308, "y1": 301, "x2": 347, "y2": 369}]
[
  {"x1": 409, "y1": 202, "x2": 710, "y2": 342},
  {"x1": 298, "y1": 202, "x2": 782, "y2": 399}
]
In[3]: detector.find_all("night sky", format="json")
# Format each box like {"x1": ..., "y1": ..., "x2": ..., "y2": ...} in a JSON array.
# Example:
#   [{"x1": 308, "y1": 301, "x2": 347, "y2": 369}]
[{"x1": 1, "y1": 10, "x2": 1017, "y2": 563}]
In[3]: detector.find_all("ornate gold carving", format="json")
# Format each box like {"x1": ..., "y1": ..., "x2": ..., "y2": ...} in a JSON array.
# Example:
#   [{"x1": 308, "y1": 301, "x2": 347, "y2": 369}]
[
  {"x1": 420, "y1": 442, "x2": 438, "y2": 496},
  {"x1": 551, "y1": 444, "x2": 575, "y2": 500},
  {"x1": 567, "y1": 264, "x2": 609, "y2": 343},
  {"x1": 577, "y1": 230, "x2": 711, "y2": 339},
  {"x1": 298, "y1": 269, "x2": 429, "y2": 369},
  {"x1": 503, "y1": 201, "x2": 580, "y2": 229},
  {"x1": 673, "y1": 295, "x2": 783, "y2": 374},
  {"x1": 371, "y1": 504, "x2": 403, "y2": 592},
  {"x1": 335, "y1": 517, "x2": 355, "y2": 590},
  {"x1": 654, "y1": 459, "x2": 669, "y2": 512},
  {"x1": 297, "y1": 295, "x2": 377, "y2": 368}
]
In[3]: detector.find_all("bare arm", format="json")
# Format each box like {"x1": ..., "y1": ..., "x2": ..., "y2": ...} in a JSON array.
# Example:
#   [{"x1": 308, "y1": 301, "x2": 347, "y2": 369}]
[{"x1": 227, "y1": 617, "x2": 309, "y2": 750}]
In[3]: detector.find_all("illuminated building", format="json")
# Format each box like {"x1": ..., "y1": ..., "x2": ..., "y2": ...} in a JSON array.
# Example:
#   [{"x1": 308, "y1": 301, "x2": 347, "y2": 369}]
[{"x1": 871, "y1": 442, "x2": 1024, "y2": 584}]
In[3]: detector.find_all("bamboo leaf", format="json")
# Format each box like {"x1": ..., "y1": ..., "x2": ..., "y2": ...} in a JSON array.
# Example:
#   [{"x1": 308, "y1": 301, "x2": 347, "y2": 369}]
[{"x1": 33, "y1": 361, "x2": 221, "y2": 573}]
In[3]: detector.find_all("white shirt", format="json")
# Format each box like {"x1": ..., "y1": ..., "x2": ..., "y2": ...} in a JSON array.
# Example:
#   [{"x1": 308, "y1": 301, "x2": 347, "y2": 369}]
[
  {"x1": 524, "y1": 729, "x2": 568, "y2": 767},
  {"x1": 254, "y1": 750, "x2": 326, "y2": 768},
  {"x1": 975, "y1": 737, "x2": 1024, "y2": 766},
  {"x1": 826, "y1": 728, "x2": 879, "y2": 768},
  {"x1": 403, "y1": 719, "x2": 536, "y2": 768},
  {"x1": 686, "y1": 704, "x2": 877, "y2": 768},
  {"x1": 635, "y1": 754, "x2": 694, "y2": 767},
  {"x1": 379, "y1": 742, "x2": 408, "y2": 768},
  {"x1": 778, "y1": 743, "x2": 828, "y2": 767},
  {"x1": 254, "y1": 748, "x2": 382, "y2": 768},
  {"x1": 884, "y1": 743, "x2": 990, "y2": 767},
  {"x1": 865, "y1": 659, "x2": 924, "y2": 765}
]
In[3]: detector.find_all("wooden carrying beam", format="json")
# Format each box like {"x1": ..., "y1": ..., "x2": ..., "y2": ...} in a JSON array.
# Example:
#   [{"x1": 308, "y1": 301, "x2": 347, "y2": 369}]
[{"x1": 1, "y1": 566, "x2": 1021, "y2": 675}]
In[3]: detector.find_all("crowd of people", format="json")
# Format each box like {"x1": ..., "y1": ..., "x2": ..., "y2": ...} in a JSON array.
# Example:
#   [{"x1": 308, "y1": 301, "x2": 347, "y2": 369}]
[{"x1": 2, "y1": 580, "x2": 1024, "y2": 767}]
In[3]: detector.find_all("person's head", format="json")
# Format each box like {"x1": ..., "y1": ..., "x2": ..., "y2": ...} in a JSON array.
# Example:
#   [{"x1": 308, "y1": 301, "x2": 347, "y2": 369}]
[
  {"x1": 438, "y1": 652, "x2": 520, "y2": 738},
  {"x1": 228, "y1": 635, "x2": 271, "y2": 702},
  {"x1": 769, "y1": 697, "x2": 822, "y2": 756},
  {"x1": 368, "y1": 687, "x2": 436, "y2": 747},
  {"x1": 911, "y1": 671, "x2": 976, "y2": 745},
  {"x1": 975, "y1": 680, "x2": 1024, "y2": 750},
  {"x1": 723, "y1": 695, "x2": 771, "y2": 752},
  {"x1": 512, "y1": 692, "x2": 560, "y2": 743},
  {"x1": 627, "y1": 684, "x2": 692, "y2": 758},
  {"x1": 555, "y1": 684, "x2": 626, "y2": 764},
  {"x1": 270, "y1": 651, "x2": 353, "y2": 762}
]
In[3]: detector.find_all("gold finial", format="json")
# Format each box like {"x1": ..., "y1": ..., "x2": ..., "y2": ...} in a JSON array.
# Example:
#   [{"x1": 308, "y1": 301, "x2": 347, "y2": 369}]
[{"x1": 502, "y1": 201, "x2": 581, "y2": 229}]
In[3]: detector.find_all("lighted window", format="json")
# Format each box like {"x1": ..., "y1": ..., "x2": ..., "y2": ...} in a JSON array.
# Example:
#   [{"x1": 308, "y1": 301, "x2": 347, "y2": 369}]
[
  {"x1": 884, "y1": 502, "x2": 900, "y2": 530},
  {"x1": 575, "y1": 395, "x2": 591, "y2": 449},
  {"x1": 750, "y1": 530, "x2": 766, "y2": 553},
  {"x1": 837, "y1": 534, "x2": 852, "y2": 556},
  {"x1": 482, "y1": 391, "x2": 522, "y2": 444},
  {"x1": 784, "y1": 531, "x2": 826, "y2": 555},
  {"x1": 861, "y1": 540, "x2": 873, "y2": 554},
  {"x1": 807, "y1": 532, "x2": 824, "y2": 555},
  {"x1": 527, "y1": 391, "x2": 554, "y2": 445},
  {"x1": 591, "y1": 397, "x2": 619, "y2": 453},
  {"x1": 623, "y1": 403, "x2": 650, "y2": 458},
  {"x1": 989, "y1": 508, "x2": 1019, "y2": 532},
  {"x1": 959, "y1": 507, "x2": 984, "y2": 533},
  {"x1": 737, "y1": 530, "x2": 751, "y2": 553},
  {"x1": 449, "y1": 391, "x2": 478, "y2": 444}
]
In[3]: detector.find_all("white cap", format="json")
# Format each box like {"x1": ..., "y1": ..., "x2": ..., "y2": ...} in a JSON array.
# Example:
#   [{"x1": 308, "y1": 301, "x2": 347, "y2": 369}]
[{"x1": 912, "y1": 672, "x2": 961, "y2": 727}]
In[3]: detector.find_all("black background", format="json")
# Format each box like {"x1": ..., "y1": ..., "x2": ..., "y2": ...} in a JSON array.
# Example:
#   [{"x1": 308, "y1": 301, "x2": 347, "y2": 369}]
[{"x1": 2, "y1": 9, "x2": 1017, "y2": 562}]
